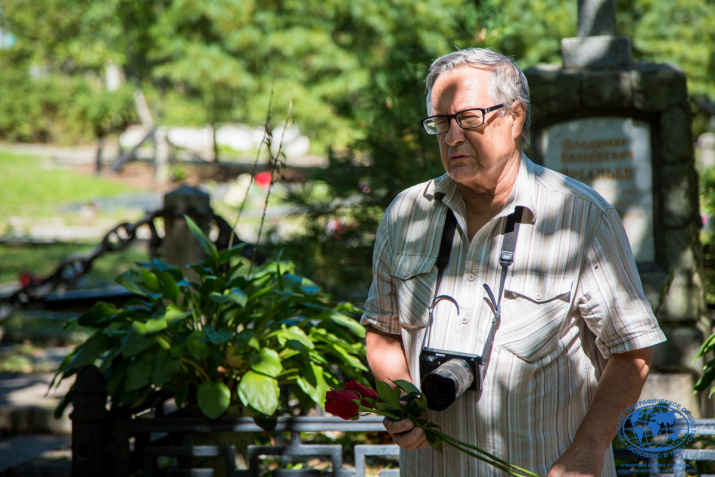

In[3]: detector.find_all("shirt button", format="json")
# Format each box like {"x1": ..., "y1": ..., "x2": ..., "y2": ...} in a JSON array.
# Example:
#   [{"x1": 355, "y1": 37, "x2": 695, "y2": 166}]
[
  {"x1": 535, "y1": 293, "x2": 542, "y2": 300},
  {"x1": 467, "y1": 273, "x2": 476, "y2": 282},
  {"x1": 461, "y1": 317, "x2": 469, "y2": 324}
]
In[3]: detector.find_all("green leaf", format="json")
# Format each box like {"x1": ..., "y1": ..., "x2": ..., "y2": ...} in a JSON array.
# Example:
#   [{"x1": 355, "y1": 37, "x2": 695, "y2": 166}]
[
  {"x1": 54, "y1": 384, "x2": 75, "y2": 419},
  {"x1": 393, "y1": 379, "x2": 420, "y2": 395},
  {"x1": 234, "y1": 330, "x2": 261, "y2": 350},
  {"x1": 156, "y1": 335, "x2": 171, "y2": 350},
  {"x1": 116, "y1": 270, "x2": 162, "y2": 298},
  {"x1": 140, "y1": 258, "x2": 183, "y2": 281},
  {"x1": 331, "y1": 344, "x2": 368, "y2": 371},
  {"x1": 152, "y1": 348, "x2": 181, "y2": 386},
  {"x1": 144, "y1": 316, "x2": 167, "y2": 334},
  {"x1": 125, "y1": 355, "x2": 153, "y2": 391},
  {"x1": 197, "y1": 380, "x2": 231, "y2": 419},
  {"x1": 238, "y1": 370, "x2": 279, "y2": 416},
  {"x1": 164, "y1": 304, "x2": 193, "y2": 324},
  {"x1": 328, "y1": 311, "x2": 366, "y2": 338},
  {"x1": 696, "y1": 333, "x2": 715, "y2": 359},
  {"x1": 425, "y1": 430, "x2": 443, "y2": 452},
  {"x1": 105, "y1": 358, "x2": 129, "y2": 397},
  {"x1": 187, "y1": 330, "x2": 210, "y2": 360},
  {"x1": 694, "y1": 367, "x2": 715, "y2": 393},
  {"x1": 376, "y1": 380, "x2": 401, "y2": 409},
  {"x1": 62, "y1": 333, "x2": 112, "y2": 371},
  {"x1": 156, "y1": 270, "x2": 180, "y2": 301},
  {"x1": 299, "y1": 277, "x2": 321, "y2": 295},
  {"x1": 185, "y1": 215, "x2": 219, "y2": 268},
  {"x1": 217, "y1": 243, "x2": 248, "y2": 263},
  {"x1": 120, "y1": 322, "x2": 154, "y2": 357},
  {"x1": 210, "y1": 288, "x2": 248, "y2": 307},
  {"x1": 277, "y1": 325, "x2": 314, "y2": 349},
  {"x1": 250, "y1": 348, "x2": 283, "y2": 377},
  {"x1": 296, "y1": 362, "x2": 329, "y2": 406},
  {"x1": 406, "y1": 395, "x2": 427, "y2": 416},
  {"x1": 335, "y1": 302, "x2": 363, "y2": 315},
  {"x1": 204, "y1": 327, "x2": 234, "y2": 345},
  {"x1": 77, "y1": 302, "x2": 118, "y2": 328}
]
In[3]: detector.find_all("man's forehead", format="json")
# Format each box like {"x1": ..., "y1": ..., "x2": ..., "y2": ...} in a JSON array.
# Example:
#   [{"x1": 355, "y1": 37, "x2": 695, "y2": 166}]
[{"x1": 431, "y1": 67, "x2": 494, "y2": 111}]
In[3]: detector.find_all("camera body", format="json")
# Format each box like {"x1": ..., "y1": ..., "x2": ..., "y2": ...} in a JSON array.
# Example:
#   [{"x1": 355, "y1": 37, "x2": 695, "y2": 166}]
[{"x1": 419, "y1": 347, "x2": 483, "y2": 411}]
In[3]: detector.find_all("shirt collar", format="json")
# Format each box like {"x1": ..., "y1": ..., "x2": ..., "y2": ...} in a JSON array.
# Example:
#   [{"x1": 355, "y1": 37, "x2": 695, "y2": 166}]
[{"x1": 423, "y1": 152, "x2": 537, "y2": 223}]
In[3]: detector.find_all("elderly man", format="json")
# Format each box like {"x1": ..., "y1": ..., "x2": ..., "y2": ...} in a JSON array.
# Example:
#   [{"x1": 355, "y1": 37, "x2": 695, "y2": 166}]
[{"x1": 360, "y1": 48, "x2": 665, "y2": 476}]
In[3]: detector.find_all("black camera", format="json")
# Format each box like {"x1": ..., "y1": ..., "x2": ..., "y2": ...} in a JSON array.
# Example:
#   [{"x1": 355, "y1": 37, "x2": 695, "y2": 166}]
[{"x1": 419, "y1": 347, "x2": 482, "y2": 411}]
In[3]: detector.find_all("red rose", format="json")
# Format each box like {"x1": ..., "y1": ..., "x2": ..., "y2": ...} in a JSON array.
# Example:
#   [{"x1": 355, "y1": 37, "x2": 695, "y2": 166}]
[
  {"x1": 344, "y1": 380, "x2": 378, "y2": 405},
  {"x1": 325, "y1": 389, "x2": 360, "y2": 420}
]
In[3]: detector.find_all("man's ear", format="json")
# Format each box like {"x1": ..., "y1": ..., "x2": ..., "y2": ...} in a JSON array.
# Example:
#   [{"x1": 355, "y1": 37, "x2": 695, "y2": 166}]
[{"x1": 510, "y1": 101, "x2": 526, "y2": 141}]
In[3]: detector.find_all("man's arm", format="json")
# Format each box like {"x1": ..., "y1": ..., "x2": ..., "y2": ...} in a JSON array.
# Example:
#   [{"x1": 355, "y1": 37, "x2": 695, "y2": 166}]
[
  {"x1": 366, "y1": 325, "x2": 429, "y2": 450},
  {"x1": 547, "y1": 346, "x2": 653, "y2": 477}
]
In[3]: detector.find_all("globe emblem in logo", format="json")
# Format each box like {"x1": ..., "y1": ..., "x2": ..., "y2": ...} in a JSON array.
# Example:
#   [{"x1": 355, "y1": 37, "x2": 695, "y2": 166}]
[{"x1": 622, "y1": 404, "x2": 691, "y2": 452}]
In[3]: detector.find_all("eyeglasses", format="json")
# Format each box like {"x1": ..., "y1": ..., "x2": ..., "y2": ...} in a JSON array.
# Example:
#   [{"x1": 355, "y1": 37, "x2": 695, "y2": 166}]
[{"x1": 421, "y1": 104, "x2": 505, "y2": 135}]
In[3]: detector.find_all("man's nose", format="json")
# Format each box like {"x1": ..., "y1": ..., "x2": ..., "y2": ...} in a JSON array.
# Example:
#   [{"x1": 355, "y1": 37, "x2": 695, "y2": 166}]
[{"x1": 444, "y1": 117, "x2": 465, "y2": 146}]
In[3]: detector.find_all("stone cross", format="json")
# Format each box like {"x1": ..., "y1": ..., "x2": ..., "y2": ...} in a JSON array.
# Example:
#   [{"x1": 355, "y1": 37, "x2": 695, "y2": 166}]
[
  {"x1": 577, "y1": 0, "x2": 616, "y2": 37},
  {"x1": 562, "y1": 0, "x2": 632, "y2": 70}
]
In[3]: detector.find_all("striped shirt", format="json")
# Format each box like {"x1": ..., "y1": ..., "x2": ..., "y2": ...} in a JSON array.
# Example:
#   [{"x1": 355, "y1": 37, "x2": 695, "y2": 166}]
[{"x1": 361, "y1": 154, "x2": 666, "y2": 476}]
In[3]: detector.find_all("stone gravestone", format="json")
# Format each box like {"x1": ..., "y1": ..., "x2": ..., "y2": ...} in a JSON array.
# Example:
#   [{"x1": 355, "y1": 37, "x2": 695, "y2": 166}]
[{"x1": 526, "y1": 0, "x2": 710, "y2": 416}]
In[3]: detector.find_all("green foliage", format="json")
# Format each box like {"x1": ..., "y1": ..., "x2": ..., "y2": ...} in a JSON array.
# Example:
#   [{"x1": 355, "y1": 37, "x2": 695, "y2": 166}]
[
  {"x1": 271, "y1": 0, "x2": 489, "y2": 299},
  {"x1": 618, "y1": 0, "x2": 715, "y2": 99},
  {"x1": 498, "y1": 0, "x2": 577, "y2": 67},
  {"x1": 695, "y1": 165, "x2": 715, "y2": 396},
  {"x1": 701, "y1": 167, "x2": 715, "y2": 304},
  {"x1": 53, "y1": 216, "x2": 368, "y2": 419},
  {"x1": 2, "y1": 0, "x2": 712, "y2": 152},
  {"x1": 0, "y1": 55, "x2": 136, "y2": 143}
]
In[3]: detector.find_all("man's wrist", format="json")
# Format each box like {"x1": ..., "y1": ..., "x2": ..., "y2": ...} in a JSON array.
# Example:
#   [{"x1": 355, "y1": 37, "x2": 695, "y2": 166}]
[{"x1": 570, "y1": 431, "x2": 611, "y2": 455}]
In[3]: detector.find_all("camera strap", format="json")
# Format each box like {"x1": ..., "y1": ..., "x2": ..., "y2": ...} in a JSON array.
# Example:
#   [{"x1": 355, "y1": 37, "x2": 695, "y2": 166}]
[
  {"x1": 424, "y1": 206, "x2": 523, "y2": 355},
  {"x1": 480, "y1": 206, "x2": 524, "y2": 369}
]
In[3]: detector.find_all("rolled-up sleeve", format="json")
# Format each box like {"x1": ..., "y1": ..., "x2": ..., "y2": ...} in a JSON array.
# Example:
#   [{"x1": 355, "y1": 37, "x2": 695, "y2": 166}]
[{"x1": 577, "y1": 207, "x2": 666, "y2": 358}]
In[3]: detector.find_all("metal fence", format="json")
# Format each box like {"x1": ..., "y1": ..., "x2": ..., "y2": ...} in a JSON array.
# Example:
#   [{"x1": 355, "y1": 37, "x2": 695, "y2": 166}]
[{"x1": 71, "y1": 366, "x2": 715, "y2": 477}]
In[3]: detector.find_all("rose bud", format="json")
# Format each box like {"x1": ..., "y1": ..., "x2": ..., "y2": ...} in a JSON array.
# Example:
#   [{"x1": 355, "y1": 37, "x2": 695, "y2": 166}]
[
  {"x1": 325, "y1": 389, "x2": 361, "y2": 420},
  {"x1": 344, "y1": 380, "x2": 378, "y2": 405}
]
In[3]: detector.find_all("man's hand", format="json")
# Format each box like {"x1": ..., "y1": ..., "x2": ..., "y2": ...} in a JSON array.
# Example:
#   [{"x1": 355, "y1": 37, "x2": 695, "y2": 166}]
[
  {"x1": 366, "y1": 327, "x2": 429, "y2": 451},
  {"x1": 546, "y1": 441, "x2": 603, "y2": 477},
  {"x1": 383, "y1": 417, "x2": 430, "y2": 451}
]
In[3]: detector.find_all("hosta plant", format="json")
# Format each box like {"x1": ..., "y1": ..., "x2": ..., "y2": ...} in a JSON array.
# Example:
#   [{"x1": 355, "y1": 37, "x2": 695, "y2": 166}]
[{"x1": 53, "y1": 216, "x2": 368, "y2": 420}]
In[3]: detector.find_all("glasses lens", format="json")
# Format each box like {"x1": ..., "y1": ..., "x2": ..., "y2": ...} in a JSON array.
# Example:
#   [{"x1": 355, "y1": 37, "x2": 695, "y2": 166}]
[
  {"x1": 423, "y1": 117, "x2": 450, "y2": 135},
  {"x1": 457, "y1": 109, "x2": 485, "y2": 129}
]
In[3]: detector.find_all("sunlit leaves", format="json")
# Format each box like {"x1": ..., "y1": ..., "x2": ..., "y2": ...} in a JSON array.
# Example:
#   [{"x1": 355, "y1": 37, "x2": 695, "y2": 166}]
[
  {"x1": 238, "y1": 371, "x2": 280, "y2": 416},
  {"x1": 53, "y1": 214, "x2": 367, "y2": 420}
]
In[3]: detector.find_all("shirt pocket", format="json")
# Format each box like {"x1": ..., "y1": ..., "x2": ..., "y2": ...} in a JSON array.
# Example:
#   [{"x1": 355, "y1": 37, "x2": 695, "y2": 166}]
[
  {"x1": 389, "y1": 254, "x2": 437, "y2": 330},
  {"x1": 496, "y1": 273, "x2": 573, "y2": 364}
]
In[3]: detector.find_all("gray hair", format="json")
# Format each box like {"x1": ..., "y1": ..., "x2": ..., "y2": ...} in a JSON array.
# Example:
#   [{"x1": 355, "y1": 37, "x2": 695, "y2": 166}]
[{"x1": 425, "y1": 48, "x2": 531, "y2": 145}]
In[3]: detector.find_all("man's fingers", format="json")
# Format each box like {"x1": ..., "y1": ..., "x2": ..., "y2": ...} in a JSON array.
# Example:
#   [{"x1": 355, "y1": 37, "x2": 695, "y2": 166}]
[
  {"x1": 383, "y1": 418, "x2": 428, "y2": 451},
  {"x1": 383, "y1": 417, "x2": 414, "y2": 433}
]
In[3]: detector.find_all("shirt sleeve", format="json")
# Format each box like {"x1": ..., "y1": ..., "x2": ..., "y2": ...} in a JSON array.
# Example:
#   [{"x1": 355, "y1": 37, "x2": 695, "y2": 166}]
[
  {"x1": 576, "y1": 207, "x2": 666, "y2": 358},
  {"x1": 360, "y1": 212, "x2": 402, "y2": 335}
]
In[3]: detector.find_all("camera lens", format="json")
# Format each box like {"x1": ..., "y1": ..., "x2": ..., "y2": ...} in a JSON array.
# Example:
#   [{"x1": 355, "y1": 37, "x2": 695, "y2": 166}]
[{"x1": 421, "y1": 359, "x2": 474, "y2": 411}]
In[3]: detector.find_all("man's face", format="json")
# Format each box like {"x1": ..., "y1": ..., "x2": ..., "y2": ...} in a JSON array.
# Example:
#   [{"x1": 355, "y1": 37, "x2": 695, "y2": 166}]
[{"x1": 430, "y1": 66, "x2": 524, "y2": 194}]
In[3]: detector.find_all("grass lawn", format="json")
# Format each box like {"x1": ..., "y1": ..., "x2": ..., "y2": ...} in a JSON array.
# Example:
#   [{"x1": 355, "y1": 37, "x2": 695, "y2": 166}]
[
  {"x1": 0, "y1": 149, "x2": 153, "y2": 285},
  {"x1": 0, "y1": 150, "x2": 139, "y2": 217}
]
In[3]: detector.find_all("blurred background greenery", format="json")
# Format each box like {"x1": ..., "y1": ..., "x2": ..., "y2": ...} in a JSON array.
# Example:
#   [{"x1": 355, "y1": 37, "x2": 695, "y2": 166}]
[{"x1": 0, "y1": 0, "x2": 714, "y2": 302}]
